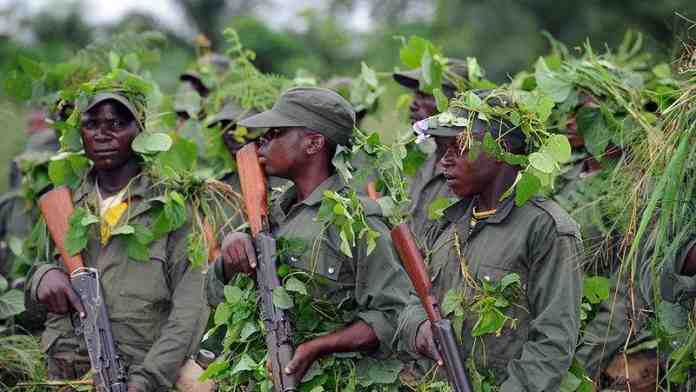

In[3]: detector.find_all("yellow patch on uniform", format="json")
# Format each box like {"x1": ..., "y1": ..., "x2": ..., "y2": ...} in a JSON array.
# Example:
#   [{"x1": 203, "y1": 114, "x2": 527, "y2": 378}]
[{"x1": 100, "y1": 202, "x2": 128, "y2": 245}]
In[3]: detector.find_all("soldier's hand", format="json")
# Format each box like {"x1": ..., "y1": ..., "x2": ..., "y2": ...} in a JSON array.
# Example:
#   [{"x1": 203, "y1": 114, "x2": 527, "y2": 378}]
[
  {"x1": 284, "y1": 340, "x2": 321, "y2": 381},
  {"x1": 221, "y1": 232, "x2": 257, "y2": 279},
  {"x1": 415, "y1": 321, "x2": 444, "y2": 366},
  {"x1": 36, "y1": 268, "x2": 85, "y2": 317}
]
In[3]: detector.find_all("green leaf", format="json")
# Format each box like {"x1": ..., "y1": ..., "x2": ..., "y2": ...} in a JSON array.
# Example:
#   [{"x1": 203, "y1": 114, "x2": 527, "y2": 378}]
[
  {"x1": 544, "y1": 134, "x2": 572, "y2": 163},
  {"x1": 18, "y1": 56, "x2": 44, "y2": 79},
  {"x1": 0, "y1": 274, "x2": 7, "y2": 292},
  {"x1": 559, "y1": 370, "x2": 582, "y2": 392},
  {"x1": 156, "y1": 136, "x2": 198, "y2": 174},
  {"x1": 420, "y1": 46, "x2": 442, "y2": 93},
  {"x1": 8, "y1": 236, "x2": 24, "y2": 257},
  {"x1": 198, "y1": 360, "x2": 229, "y2": 381},
  {"x1": 514, "y1": 171, "x2": 542, "y2": 206},
  {"x1": 111, "y1": 225, "x2": 135, "y2": 236},
  {"x1": 272, "y1": 287, "x2": 294, "y2": 309},
  {"x1": 427, "y1": 196, "x2": 458, "y2": 220},
  {"x1": 500, "y1": 273, "x2": 521, "y2": 290},
  {"x1": 361, "y1": 62, "x2": 379, "y2": 89},
  {"x1": 224, "y1": 286, "x2": 243, "y2": 304},
  {"x1": 0, "y1": 289, "x2": 25, "y2": 319},
  {"x1": 575, "y1": 107, "x2": 609, "y2": 159},
  {"x1": 399, "y1": 36, "x2": 430, "y2": 68},
  {"x1": 535, "y1": 57, "x2": 572, "y2": 103},
  {"x1": 65, "y1": 208, "x2": 90, "y2": 255},
  {"x1": 187, "y1": 232, "x2": 207, "y2": 268},
  {"x1": 582, "y1": 276, "x2": 610, "y2": 304},
  {"x1": 123, "y1": 53, "x2": 141, "y2": 72},
  {"x1": 214, "y1": 303, "x2": 233, "y2": 326},
  {"x1": 433, "y1": 88, "x2": 449, "y2": 112},
  {"x1": 231, "y1": 354, "x2": 256, "y2": 375},
  {"x1": 132, "y1": 132, "x2": 173, "y2": 155},
  {"x1": 80, "y1": 214, "x2": 99, "y2": 227},
  {"x1": 126, "y1": 236, "x2": 150, "y2": 261},
  {"x1": 361, "y1": 358, "x2": 403, "y2": 385},
  {"x1": 376, "y1": 196, "x2": 395, "y2": 217},
  {"x1": 131, "y1": 224, "x2": 154, "y2": 245},
  {"x1": 239, "y1": 321, "x2": 258, "y2": 341},
  {"x1": 528, "y1": 152, "x2": 556, "y2": 174},
  {"x1": 652, "y1": 63, "x2": 671, "y2": 79},
  {"x1": 109, "y1": 51, "x2": 120, "y2": 70},
  {"x1": 472, "y1": 308, "x2": 505, "y2": 337},
  {"x1": 285, "y1": 277, "x2": 308, "y2": 296},
  {"x1": 3, "y1": 70, "x2": 33, "y2": 101},
  {"x1": 403, "y1": 143, "x2": 427, "y2": 176},
  {"x1": 441, "y1": 289, "x2": 463, "y2": 316}
]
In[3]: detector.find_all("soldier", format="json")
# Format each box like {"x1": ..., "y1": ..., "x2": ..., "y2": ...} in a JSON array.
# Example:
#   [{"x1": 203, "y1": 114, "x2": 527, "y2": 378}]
[
  {"x1": 576, "y1": 232, "x2": 696, "y2": 390},
  {"x1": 25, "y1": 90, "x2": 209, "y2": 391},
  {"x1": 175, "y1": 53, "x2": 231, "y2": 130},
  {"x1": 394, "y1": 58, "x2": 470, "y2": 246},
  {"x1": 403, "y1": 107, "x2": 583, "y2": 390},
  {"x1": 209, "y1": 87, "x2": 420, "y2": 380}
]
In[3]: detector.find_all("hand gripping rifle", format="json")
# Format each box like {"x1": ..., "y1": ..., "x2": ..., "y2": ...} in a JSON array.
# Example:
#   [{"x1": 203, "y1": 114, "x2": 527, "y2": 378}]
[
  {"x1": 236, "y1": 144, "x2": 298, "y2": 392},
  {"x1": 391, "y1": 223, "x2": 472, "y2": 392},
  {"x1": 38, "y1": 186, "x2": 127, "y2": 392}
]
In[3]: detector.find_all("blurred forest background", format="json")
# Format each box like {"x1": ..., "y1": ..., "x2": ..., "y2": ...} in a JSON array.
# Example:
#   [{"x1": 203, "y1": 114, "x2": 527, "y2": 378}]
[{"x1": 1, "y1": 0, "x2": 695, "y2": 193}]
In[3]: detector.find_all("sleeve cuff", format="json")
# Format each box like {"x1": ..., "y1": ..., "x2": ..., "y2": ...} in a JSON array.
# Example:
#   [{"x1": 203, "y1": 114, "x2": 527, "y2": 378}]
[
  {"x1": 396, "y1": 304, "x2": 428, "y2": 354},
  {"x1": 28, "y1": 264, "x2": 61, "y2": 303},
  {"x1": 356, "y1": 310, "x2": 396, "y2": 354},
  {"x1": 128, "y1": 373, "x2": 152, "y2": 392},
  {"x1": 206, "y1": 259, "x2": 227, "y2": 306}
]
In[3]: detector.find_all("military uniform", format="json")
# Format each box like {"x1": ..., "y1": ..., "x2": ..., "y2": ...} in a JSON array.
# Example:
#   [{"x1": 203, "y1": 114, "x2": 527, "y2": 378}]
[
  {"x1": 577, "y1": 232, "x2": 696, "y2": 389},
  {"x1": 401, "y1": 196, "x2": 583, "y2": 390},
  {"x1": 406, "y1": 151, "x2": 454, "y2": 248},
  {"x1": 26, "y1": 173, "x2": 210, "y2": 391}
]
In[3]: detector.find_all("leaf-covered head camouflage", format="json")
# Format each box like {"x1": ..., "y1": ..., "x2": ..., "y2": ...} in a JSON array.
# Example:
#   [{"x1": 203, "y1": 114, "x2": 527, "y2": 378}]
[
  {"x1": 393, "y1": 57, "x2": 469, "y2": 90},
  {"x1": 238, "y1": 87, "x2": 356, "y2": 147},
  {"x1": 415, "y1": 101, "x2": 526, "y2": 152}
]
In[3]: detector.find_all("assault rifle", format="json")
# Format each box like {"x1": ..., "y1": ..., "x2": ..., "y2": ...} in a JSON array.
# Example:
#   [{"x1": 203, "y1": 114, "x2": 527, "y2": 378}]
[
  {"x1": 391, "y1": 223, "x2": 472, "y2": 392},
  {"x1": 236, "y1": 143, "x2": 298, "y2": 392},
  {"x1": 38, "y1": 186, "x2": 127, "y2": 392}
]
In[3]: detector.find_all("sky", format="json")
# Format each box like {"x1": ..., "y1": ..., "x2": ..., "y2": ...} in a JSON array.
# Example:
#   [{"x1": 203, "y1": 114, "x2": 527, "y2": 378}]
[{"x1": 0, "y1": 0, "x2": 374, "y2": 36}]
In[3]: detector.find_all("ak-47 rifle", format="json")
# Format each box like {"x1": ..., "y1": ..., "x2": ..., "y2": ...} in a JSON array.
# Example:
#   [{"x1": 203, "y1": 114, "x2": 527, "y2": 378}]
[
  {"x1": 38, "y1": 186, "x2": 127, "y2": 392},
  {"x1": 391, "y1": 223, "x2": 472, "y2": 392},
  {"x1": 236, "y1": 143, "x2": 298, "y2": 392}
]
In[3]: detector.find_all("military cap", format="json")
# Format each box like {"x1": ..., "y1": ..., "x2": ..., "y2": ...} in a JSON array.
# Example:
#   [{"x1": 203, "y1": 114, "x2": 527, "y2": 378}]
[
  {"x1": 84, "y1": 92, "x2": 142, "y2": 127},
  {"x1": 414, "y1": 106, "x2": 526, "y2": 152},
  {"x1": 393, "y1": 58, "x2": 469, "y2": 91},
  {"x1": 238, "y1": 87, "x2": 356, "y2": 147}
]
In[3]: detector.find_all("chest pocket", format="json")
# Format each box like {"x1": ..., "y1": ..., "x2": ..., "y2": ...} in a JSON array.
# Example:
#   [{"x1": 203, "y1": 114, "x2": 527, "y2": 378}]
[{"x1": 119, "y1": 236, "x2": 171, "y2": 305}]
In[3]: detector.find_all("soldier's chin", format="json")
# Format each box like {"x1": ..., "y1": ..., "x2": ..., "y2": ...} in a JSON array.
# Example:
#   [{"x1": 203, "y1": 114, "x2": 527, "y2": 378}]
[{"x1": 92, "y1": 157, "x2": 120, "y2": 171}]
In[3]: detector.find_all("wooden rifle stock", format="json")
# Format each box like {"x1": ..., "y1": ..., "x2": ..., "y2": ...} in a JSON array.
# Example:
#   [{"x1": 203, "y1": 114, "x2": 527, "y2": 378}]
[
  {"x1": 236, "y1": 143, "x2": 269, "y2": 236},
  {"x1": 38, "y1": 186, "x2": 85, "y2": 274},
  {"x1": 390, "y1": 224, "x2": 442, "y2": 321}
]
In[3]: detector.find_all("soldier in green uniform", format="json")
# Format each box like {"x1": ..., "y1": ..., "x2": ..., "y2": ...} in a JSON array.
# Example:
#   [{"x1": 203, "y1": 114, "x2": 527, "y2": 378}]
[
  {"x1": 25, "y1": 91, "x2": 210, "y2": 391},
  {"x1": 576, "y1": 232, "x2": 696, "y2": 390},
  {"x1": 394, "y1": 58, "x2": 470, "y2": 246},
  {"x1": 208, "y1": 87, "x2": 421, "y2": 380},
  {"x1": 402, "y1": 108, "x2": 583, "y2": 390}
]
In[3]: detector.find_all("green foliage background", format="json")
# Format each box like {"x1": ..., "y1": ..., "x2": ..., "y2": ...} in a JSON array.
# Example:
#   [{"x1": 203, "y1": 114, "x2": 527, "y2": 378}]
[{"x1": 0, "y1": 0, "x2": 695, "y2": 193}]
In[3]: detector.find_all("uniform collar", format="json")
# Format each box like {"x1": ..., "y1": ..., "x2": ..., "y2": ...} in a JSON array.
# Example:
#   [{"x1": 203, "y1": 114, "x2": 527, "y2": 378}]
[
  {"x1": 444, "y1": 194, "x2": 515, "y2": 225},
  {"x1": 74, "y1": 169, "x2": 153, "y2": 207}
]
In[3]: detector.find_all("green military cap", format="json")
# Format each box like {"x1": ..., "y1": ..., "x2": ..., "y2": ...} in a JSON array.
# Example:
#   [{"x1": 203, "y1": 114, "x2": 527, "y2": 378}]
[
  {"x1": 414, "y1": 106, "x2": 526, "y2": 151},
  {"x1": 393, "y1": 58, "x2": 469, "y2": 90},
  {"x1": 238, "y1": 87, "x2": 356, "y2": 147},
  {"x1": 84, "y1": 92, "x2": 142, "y2": 125}
]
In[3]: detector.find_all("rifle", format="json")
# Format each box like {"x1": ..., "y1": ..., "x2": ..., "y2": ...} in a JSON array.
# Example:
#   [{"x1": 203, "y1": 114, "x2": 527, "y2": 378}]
[
  {"x1": 236, "y1": 143, "x2": 298, "y2": 392},
  {"x1": 38, "y1": 186, "x2": 127, "y2": 392},
  {"x1": 391, "y1": 223, "x2": 473, "y2": 392}
]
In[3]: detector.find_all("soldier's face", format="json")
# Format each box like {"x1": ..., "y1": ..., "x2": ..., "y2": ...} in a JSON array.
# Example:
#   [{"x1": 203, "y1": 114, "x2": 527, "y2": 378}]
[
  {"x1": 410, "y1": 90, "x2": 438, "y2": 124},
  {"x1": 81, "y1": 101, "x2": 139, "y2": 171},
  {"x1": 439, "y1": 134, "x2": 500, "y2": 198},
  {"x1": 257, "y1": 127, "x2": 306, "y2": 178}
]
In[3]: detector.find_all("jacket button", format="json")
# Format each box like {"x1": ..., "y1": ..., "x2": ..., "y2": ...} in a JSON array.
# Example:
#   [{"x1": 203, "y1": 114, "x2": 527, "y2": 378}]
[
  {"x1": 328, "y1": 267, "x2": 335, "y2": 274},
  {"x1": 290, "y1": 256, "x2": 298, "y2": 264}
]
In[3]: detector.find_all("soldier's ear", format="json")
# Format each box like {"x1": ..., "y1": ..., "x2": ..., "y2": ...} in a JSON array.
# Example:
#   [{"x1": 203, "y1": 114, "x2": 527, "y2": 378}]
[{"x1": 304, "y1": 132, "x2": 326, "y2": 156}]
